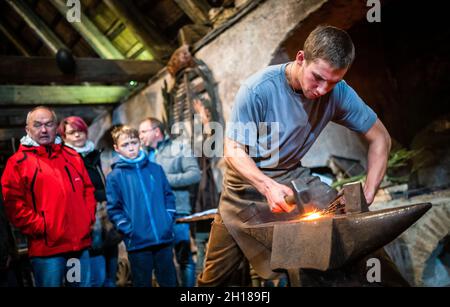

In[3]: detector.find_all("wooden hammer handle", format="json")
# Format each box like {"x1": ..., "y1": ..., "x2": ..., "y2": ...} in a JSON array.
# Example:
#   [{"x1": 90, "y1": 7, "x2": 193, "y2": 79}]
[{"x1": 284, "y1": 194, "x2": 296, "y2": 205}]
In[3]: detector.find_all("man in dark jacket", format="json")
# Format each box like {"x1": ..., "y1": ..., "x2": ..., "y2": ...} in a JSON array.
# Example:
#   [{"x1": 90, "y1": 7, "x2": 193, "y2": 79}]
[
  {"x1": 139, "y1": 117, "x2": 201, "y2": 287},
  {"x1": 1, "y1": 106, "x2": 96, "y2": 287},
  {"x1": 106, "y1": 125, "x2": 177, "y2": 287}
]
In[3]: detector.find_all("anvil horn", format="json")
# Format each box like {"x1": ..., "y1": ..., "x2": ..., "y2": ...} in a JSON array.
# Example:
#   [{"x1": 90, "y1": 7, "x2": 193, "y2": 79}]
[{"x1": 332, "y1": 202, "x2": 432, "y2": 267}]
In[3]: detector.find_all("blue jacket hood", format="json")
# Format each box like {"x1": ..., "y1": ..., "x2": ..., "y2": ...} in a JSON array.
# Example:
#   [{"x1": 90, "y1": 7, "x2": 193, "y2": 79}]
[{"x1": 111, "y1": 150, "x2": 148, "y2": 169}]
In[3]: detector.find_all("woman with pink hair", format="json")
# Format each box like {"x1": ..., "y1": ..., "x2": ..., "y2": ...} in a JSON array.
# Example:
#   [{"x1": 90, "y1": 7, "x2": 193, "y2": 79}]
[{"x1": 59, "y1": 116, "x2": 121, "y2": 287}]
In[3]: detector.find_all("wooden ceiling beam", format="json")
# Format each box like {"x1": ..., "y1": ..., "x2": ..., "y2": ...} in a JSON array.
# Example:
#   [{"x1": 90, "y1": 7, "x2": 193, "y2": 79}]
[
  {"x1": 5, "y1": 0, "x2": 68, "y2": 55},
  {"x1": 0, "y1": 56, "x2": 163, "y2": 84},
  {"x1": 0, "y1": 105, "x2": 112, "y2": 128},
  {"x1": 0, "y1": 105, "x2": 112, "y2": 115},
  {"x1": 174, "y1": 0, "x2": 211, "y2": 25},
  {"x1": 48, "y1": 0, "x2": 125, "y2": 60},
  {"x1": 103, "y1": 0, "x2": 175, "y2": 63},
  {"x1": 0, "y1": 85, "x2": 130, "y2": 105}
]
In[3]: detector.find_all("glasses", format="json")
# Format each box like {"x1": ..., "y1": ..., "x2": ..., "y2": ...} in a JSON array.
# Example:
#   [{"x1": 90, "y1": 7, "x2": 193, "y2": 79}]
[
  {"x1": 32, "y1": 121, "x2": 56, "y2": 129},
  {"x1": 141, "y1": 127, "x2": 158, "y2": 134}
]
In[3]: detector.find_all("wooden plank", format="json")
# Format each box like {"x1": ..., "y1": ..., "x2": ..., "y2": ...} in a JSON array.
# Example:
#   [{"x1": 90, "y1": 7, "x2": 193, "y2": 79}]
[
  {"x1": 48, "y1": 0, "x2": 125, "y2": 60},
  {"x1": 103, "y1": 0, "x2": 175, "y2": 63},
  {"x1": 5, "y1": 0, "x2": 68, "y2": 55},
  {"x1": 0, "y1": 56, "x2": 163, "y2": 84},
  {"x1": 0, "y1": 85, "x2": 130, "y2": 105},
  {"x1": 174, "y1": 0, "x2": 211, "y2": 25}
]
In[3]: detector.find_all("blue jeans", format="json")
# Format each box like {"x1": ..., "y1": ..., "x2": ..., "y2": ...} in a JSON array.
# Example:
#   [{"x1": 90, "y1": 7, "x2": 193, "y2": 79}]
[
  {"x1": 127, "y1": 243, "x2": 177, "y2": 287},
  {"x1": 89, "y1": 246, "x2": 118, "y2": 287},
  {"x1": 174, "y1": 220, "x2": 196, "y2": 287},
  {"x1": 89, "y1": 255, "x2": 105, "y2": 287},
  {"x1": 30, "y1": 249, "x2": 91, "y2": 287},
  {"x1": 90, "y1": 254, "x2": 118, "y2": 287}
]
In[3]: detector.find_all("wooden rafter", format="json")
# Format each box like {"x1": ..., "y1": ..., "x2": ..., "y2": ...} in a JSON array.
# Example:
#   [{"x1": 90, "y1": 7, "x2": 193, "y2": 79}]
[
  {"x1": 5, "y1": 0, "x2": 68, "y2": 55},
  {"x1": 0, "y1": 56, "x2": 163, "y2": 84},
  {"x1": 48, "y1": 0, "x2": 124, "y2": 60},
  {"x1": 103, "y1": 0, "x2": 175, "y2": 63}
]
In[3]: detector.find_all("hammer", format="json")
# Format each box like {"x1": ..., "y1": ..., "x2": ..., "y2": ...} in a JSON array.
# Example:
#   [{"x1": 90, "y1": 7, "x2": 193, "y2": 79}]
[{"x1": 284, "y1": 177, "x2": 338, "y2": 215}]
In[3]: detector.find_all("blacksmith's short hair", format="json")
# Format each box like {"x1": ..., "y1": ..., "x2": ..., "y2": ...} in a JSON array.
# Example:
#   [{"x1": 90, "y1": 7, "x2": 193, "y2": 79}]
[{"x1": 304, "y1": 25, "x2": 355, "y2": 69}]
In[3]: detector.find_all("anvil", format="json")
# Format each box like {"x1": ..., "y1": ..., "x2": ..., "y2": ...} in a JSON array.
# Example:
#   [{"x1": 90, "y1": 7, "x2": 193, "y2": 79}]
[{"x1": 243, "y1": 182, "x2": 432, "y2": 286}]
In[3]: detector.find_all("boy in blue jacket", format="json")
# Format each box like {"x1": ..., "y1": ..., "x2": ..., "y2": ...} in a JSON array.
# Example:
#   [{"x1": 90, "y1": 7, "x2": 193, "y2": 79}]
[{"x1": 106, "y1": 125, "x2": 177, "y2": 287}]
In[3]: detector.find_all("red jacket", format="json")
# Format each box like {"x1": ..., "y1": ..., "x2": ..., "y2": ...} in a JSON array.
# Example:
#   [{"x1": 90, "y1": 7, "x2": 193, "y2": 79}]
[{"x1": 1, "y1": 143, "x2": 96, "y2": 257}]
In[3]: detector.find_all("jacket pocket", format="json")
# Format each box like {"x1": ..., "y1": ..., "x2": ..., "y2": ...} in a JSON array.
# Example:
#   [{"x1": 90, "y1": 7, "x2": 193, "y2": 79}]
[
  {"x1": 41, "y1": 208, "x2": 67, "y2": 247},
  {"x1": 64, "y1": 166, "x2": 76, "y2": 192},
  {"x1": 42, "y1": 211, "x2": 49, "y2": 246},
  {"x1": 124, "y1": 230, "x2": 134, "y2": 249},
  {"x1": 78, "y1": 201, "x2": 95, "y2": 242},
  {"x1": 30, "y1": 168, "x2": 39, "y2": 212}
]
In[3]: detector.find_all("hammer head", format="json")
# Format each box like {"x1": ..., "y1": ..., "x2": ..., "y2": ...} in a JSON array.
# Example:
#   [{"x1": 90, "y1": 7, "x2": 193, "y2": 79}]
[{"x1": 289, "y1": 177, "x2": 338, "y2": 215}]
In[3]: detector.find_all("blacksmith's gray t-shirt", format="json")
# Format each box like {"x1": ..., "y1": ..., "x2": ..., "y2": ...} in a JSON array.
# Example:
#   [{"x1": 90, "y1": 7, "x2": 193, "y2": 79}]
[{"x1": 225, "y1": 63, "x2": 377, "y2": 171}]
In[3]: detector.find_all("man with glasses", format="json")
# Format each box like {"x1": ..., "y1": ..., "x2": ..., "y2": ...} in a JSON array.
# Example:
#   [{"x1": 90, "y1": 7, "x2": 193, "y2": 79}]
[
  {"x1": 1, "y1": 106, "x2": 96, "y2": 287},
  {"x1": 139, "y1": 117, "x2": 201, "y2": 287}
]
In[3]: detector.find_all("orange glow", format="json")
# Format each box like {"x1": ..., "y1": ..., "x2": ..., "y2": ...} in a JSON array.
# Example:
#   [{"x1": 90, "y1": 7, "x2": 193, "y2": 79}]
[{"x1": 300, "y1": 210, "x2": 324, "y2": 221}]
